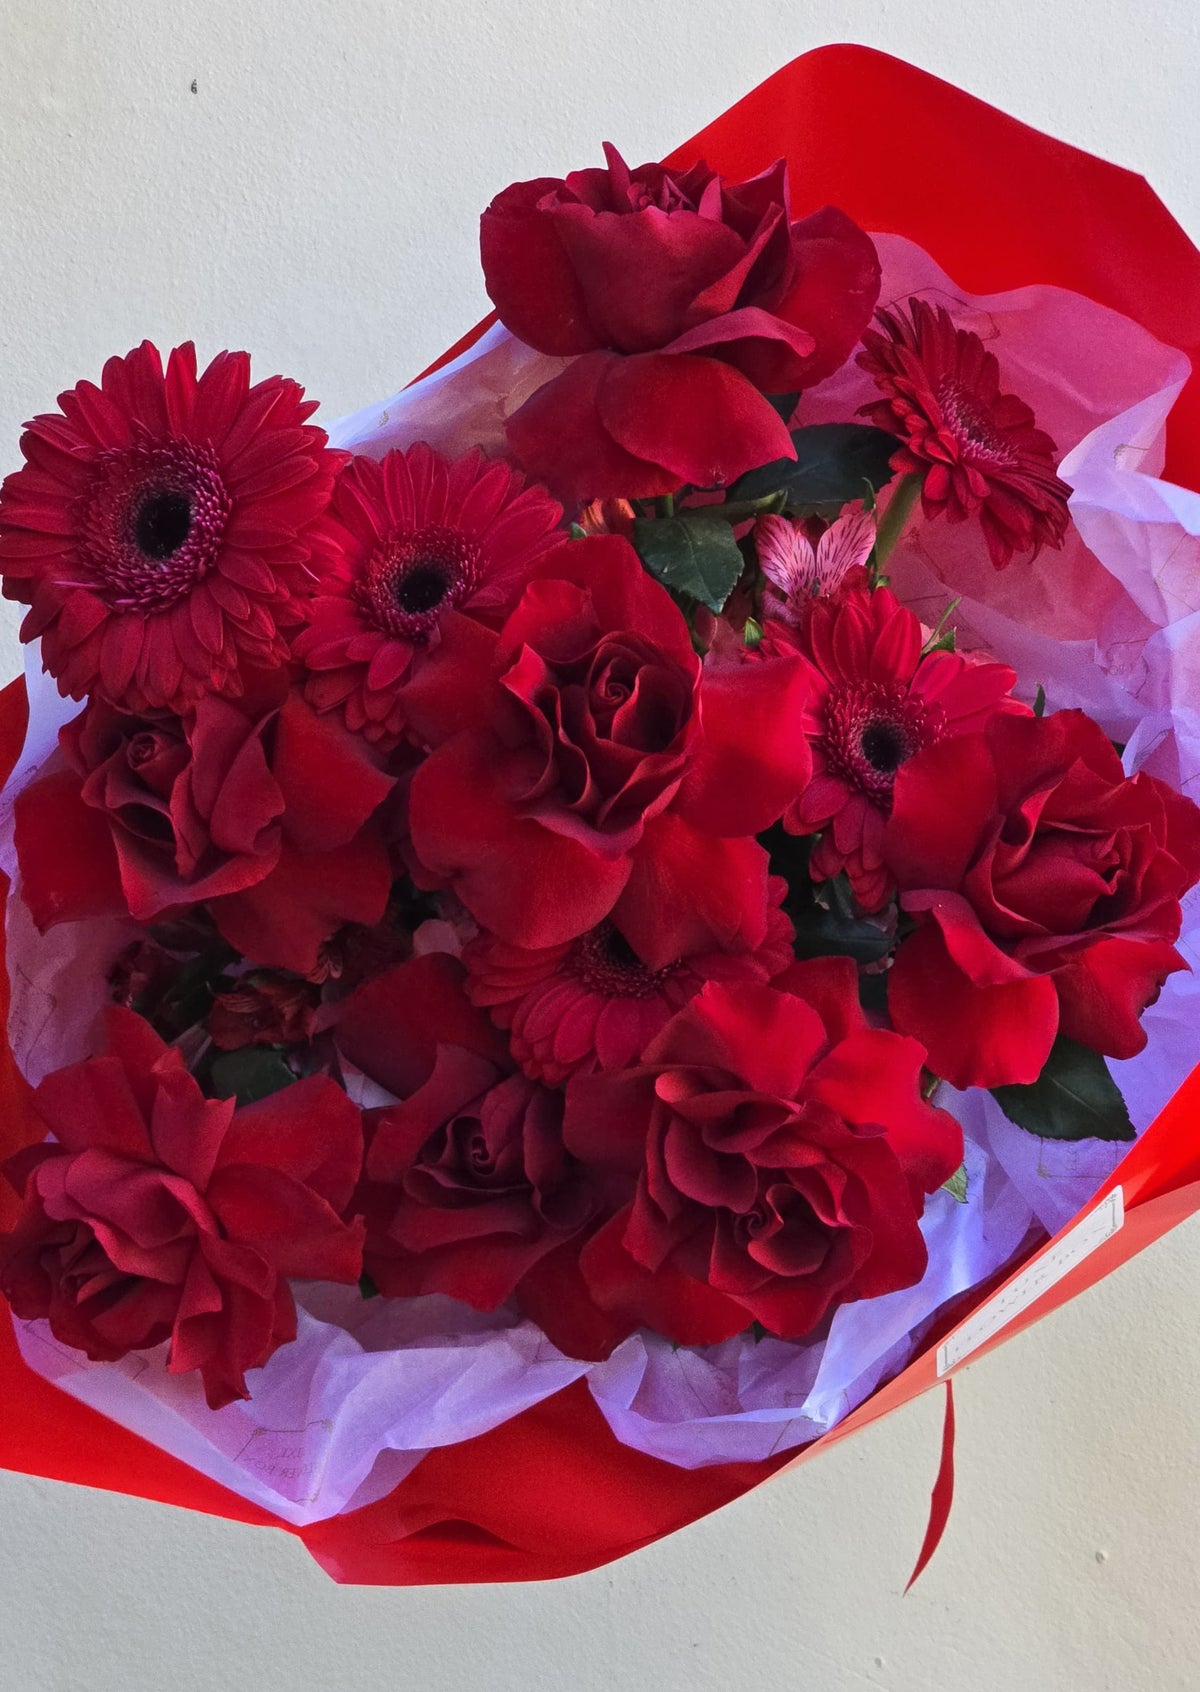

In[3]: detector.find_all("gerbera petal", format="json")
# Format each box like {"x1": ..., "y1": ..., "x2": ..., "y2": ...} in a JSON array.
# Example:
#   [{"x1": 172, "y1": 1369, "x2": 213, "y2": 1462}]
[
  {"x1": 100, "y1": 616, "x2": 144, "y2": 700},
  {"x1": 163, "y1": 343, "x2": 199, "y2": 435}
]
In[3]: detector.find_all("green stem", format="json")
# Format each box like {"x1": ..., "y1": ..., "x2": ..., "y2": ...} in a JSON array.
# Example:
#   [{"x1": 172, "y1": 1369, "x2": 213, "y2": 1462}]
[
  {"x1": 707, "y1": 491, "x2": 787, "y2": 525},
  {"x1": 873, "y1": 473, "x2": 922, "y2": 567},
  {"x1": 656, "y1": 492, "x2": 676, "y2": 519}
]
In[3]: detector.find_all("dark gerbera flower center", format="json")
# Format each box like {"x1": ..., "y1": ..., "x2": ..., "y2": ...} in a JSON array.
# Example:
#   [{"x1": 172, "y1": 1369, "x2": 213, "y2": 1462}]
[
  {"x1": 859, "y1": 719, "x2": 910, "y2": 774},
  {"x1": 134, "y1": 490, "x2": 192, "y2": 559},
  {"x1": 356, "y1": 525, "x2": 482, "y2": 643},
  {"x1": 80, "y1": 441, "x2": 231, "y2": 610},
  {"x1": 569, "y1": 920, "x2": 679, "y2": 1000},
  {"x1": 823, "y1": 682, "x2": 944, "y2": 806},
  {"x1": 395, "y1": 564, "x2": 449, "y2": 614},
  {"x1": 937, "y1": 379, "x2": 1019, "y2": 470}
]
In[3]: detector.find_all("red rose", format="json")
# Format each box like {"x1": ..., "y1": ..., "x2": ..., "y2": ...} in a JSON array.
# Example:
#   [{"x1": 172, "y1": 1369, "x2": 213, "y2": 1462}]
[
  {"x1": 885, "y1": 710, "x2": 1200, "y2": 1088},
  {"x1": 407, "y1": 535, "x2": 812, "y2": 969},
  {"x1": 335, "y1": 955, "x2": 592, "y2": 1307},
  {"x1": 482, "y1": 147, "x2": 879, "y2": 501},
  {"x1": 364, "y1": 1072, "x2": 593, "y2": 1310},
  {"x1": 14, "y1": 682, "x2": 396, "y2": 974},
  {"x1": 560, "y1": 961, "x2": 961, "y2": 1348},
  {"x1": 0, "y1": 1007, "x2": 365, "y2": 1409}
]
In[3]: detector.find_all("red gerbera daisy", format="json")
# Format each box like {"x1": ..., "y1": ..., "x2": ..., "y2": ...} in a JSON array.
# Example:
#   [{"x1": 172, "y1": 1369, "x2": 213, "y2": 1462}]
[
  {"x1": 786, "y1": 584, "x2": 1024, "y2": 910},
  {"x1": 462, "y1": 884, "x2": 794, "y2": 1086},
  {"x1": 857, "y1": 298, "x2": 1072, "y2": 571},
  {"x1": 0, "y1": 341, "x2": 341, "y2": 714},
  {"x1": 292, "y1": 444, "x2": 564, "y2": 749}
]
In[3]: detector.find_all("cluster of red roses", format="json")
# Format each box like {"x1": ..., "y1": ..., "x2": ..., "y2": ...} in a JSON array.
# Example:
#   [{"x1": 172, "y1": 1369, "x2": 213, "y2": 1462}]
[{"x1": 2, "y1": 146, "x2": 1198, "y2": 1411}]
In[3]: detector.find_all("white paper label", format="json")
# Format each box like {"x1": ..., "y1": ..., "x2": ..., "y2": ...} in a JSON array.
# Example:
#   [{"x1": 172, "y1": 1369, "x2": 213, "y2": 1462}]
[{"x1": 937, "y1": 1184, "x2": 1125, "y2": 1377}]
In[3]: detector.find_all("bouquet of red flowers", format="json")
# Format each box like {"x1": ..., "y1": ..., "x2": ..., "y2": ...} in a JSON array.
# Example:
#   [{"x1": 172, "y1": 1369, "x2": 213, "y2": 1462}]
[{"x1": 3, "y1": 46, "x2": 1200, "y2": 1586}]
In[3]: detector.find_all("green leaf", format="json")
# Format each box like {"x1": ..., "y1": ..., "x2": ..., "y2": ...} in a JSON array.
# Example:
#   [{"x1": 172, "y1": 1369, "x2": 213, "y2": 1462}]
[
  {"x1": 359, "y1": 1272, "x2": 380, "y2": 1301},
  {"x1": 729, "y1": 423, "x2": 898, "y2": 512},
  {"x1": 631, "y1": 513, "x2": 745, "y2": 612},
  {"x1": 1033, "y1": 684, "x2": 1047, "y2": 718},
  {"x1": 921, "y1": 597, "x2": 961, "y2": 657},
  {"x1": 209, "y1": 1046, "x2": 297, "y2": 1106},
  {"x1": 991, "y1": 1037, "x2": 1136, "y2": 1142},
  {"x1": 789, "y1": 903, "x2": 894, "y2": 965},
  {"x1": 942, "y1": 1163, "x2": 969, "y2": 1204}
]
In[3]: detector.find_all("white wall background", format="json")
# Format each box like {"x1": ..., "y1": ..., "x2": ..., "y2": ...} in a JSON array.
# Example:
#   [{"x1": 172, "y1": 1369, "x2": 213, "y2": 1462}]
[{"x1": 1, "y1": 4, "x2": 1199, "y2": 1688}]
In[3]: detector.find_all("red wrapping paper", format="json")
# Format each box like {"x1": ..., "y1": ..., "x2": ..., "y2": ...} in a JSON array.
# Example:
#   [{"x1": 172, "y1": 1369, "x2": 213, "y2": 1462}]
[{"x1": 4, "y1": 44, "x2": 1200, "y2": 1584}]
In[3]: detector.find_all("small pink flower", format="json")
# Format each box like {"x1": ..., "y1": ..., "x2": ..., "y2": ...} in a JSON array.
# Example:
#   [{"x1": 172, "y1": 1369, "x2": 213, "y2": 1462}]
[{"x1": 755, "y1": 505, "x2": 876, "y2": 617}]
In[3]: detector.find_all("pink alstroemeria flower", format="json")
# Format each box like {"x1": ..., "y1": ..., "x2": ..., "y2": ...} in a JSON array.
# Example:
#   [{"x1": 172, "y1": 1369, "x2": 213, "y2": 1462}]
[{"x1": 755, "y1": 505, "x2": 876, "y2": 616}]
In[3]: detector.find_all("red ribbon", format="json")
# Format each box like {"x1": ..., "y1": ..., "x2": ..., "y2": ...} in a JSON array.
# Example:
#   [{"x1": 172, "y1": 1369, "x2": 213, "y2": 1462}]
[{"x1": 906, "y1": 1379, "x2": 956, "y2": 1592}]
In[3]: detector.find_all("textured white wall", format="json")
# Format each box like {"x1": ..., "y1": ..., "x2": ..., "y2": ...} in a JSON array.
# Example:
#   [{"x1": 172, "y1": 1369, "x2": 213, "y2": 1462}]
[{"x1": 1, "y1": 4, "x2": 1199, "y2": 1688}]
